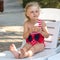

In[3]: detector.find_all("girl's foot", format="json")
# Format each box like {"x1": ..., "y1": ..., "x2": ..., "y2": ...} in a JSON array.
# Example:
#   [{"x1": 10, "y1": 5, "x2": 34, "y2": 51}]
[
  {"x1": 19, "y1": 49, "x2": 28, "y2": 58},
  {"x1": 19, "y1": 49, "x2": 25, "y2": 58},
  {"x1": 9, "y1": 44, "x2": 20, "y2": 59}
]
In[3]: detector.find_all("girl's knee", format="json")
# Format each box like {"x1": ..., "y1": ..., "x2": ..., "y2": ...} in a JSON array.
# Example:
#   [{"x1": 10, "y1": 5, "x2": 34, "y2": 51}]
[
  {"x1": 39, "y1": 44, "x2": 45, "y2": 51},
  {"x1": 33, "y1": 43, "x2": 45, "y2": 52},
  {"x1": 27, "y1": 47, "x2": 35, "y2": 57},
  {"x1": 27, "y1": 50, "x2": 34, "y2": 57}
]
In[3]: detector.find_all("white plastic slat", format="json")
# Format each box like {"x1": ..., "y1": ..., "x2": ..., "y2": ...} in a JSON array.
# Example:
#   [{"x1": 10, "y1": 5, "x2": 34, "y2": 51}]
[{"x1": 45, "y1": 22, "x2": 60, "y2": 48}]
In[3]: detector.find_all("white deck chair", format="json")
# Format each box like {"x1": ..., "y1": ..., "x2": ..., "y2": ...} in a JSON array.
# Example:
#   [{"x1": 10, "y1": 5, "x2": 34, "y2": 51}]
[
  {"x1": 0, "y1": 20, "x2": 60, "y2": 60},
  {"x1": 48, "y1": 52, "x2": 60, "y2": 60}
]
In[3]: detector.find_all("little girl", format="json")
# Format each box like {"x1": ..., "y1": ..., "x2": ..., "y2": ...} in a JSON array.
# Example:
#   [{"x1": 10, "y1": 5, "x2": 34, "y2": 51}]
[{"x1": 9, "y1": 2, "x2": 49, "y2": 59}]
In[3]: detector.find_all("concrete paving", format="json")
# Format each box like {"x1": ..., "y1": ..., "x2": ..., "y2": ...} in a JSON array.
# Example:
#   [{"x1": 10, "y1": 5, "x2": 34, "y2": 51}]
[{"x1": 0, "y1": 0, "x2": 24, "y2": 26}]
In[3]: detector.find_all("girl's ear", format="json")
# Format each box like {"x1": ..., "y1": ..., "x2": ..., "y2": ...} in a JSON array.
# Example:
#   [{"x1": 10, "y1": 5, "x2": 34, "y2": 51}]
[
  {"x1": 25, "y1": 12, "x2": 28, "y2": 17},
  {"x1": 25, "y1": 12, "x2": 29, "y2": 19}
]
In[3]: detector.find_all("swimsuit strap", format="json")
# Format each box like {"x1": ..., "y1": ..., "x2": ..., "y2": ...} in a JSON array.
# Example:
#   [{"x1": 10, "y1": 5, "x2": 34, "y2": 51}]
[{"x1": 37, "y1": 19, "x2": 42, "y2": 27}]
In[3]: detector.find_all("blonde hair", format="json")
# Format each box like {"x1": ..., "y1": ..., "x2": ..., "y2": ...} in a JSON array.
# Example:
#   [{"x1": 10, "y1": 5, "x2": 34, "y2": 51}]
[{"x1": 24, "y1": 2, "x2": 40, "y2": 22}]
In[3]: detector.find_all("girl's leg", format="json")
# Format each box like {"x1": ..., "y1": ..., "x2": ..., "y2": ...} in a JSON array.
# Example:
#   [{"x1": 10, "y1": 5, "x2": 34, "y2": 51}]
[
  {"x1": 9, "y1": 44, "x2": 20, "y2": 59},
  {"x1": 22, "y1": 43, "x2": 32, "y2": 51},
  {"x1": 9, "y1": 43, "x2": 32, "y2": 59},
  {"x1": 24, "y1": 43, "x2": 45, "y2": 57},
  {"x1": 19, "y1": 43, "x2": 32, "y2": 58}
]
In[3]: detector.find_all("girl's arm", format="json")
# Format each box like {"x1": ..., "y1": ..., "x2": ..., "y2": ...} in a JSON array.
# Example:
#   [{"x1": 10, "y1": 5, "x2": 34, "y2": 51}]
[
  {"x1": 40, "y1": 21, "x2": 49, "y2": 38},
  {"x1": 23, "y1": 22, "x2": 31, "y2": 39}
]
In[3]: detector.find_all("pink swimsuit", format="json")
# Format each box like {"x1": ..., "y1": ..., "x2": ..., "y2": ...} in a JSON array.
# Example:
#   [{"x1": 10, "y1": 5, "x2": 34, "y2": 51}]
[{"x1": 26, "y1": 20, "x2": 44, "y2": 46}]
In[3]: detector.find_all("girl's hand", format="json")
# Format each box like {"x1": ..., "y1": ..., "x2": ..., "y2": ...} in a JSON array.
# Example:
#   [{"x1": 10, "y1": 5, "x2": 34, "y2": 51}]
[
  {"x1": 34, "y1": 23, "x2": 42, "y2": 33},
  {"x1": 33, "y1": 26, "x2": 42, "y2": 33},
  {"x1": 33, "y1": 26, "x2": 38, "y2": 32}
]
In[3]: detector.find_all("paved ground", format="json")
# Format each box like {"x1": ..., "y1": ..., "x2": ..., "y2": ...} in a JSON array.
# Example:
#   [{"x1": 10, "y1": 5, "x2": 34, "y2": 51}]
[
  {"x1": 0, "y1": 0, "x2": 24, "y2": 52},
  {"x1": 0, "y1": 26, "x2": 24, "y2": 52},
  {"x1": 0, "y1": 0, "x2": 25, "y2": 26},
  {"x1": 0, "y1": 42, "x2": 22, "y2": 52}
]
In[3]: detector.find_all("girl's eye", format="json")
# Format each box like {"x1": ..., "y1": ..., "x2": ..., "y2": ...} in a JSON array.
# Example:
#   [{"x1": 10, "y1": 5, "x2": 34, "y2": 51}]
[
  {"x1": 30, "y1": 11, "x2": 34, "y2": 13},
  {"x1": 30, "y1": 10, "x2": 39, "y2": 13},
  {"x1": 36, "y1": 11, "x2": 38, "y2": 13}
]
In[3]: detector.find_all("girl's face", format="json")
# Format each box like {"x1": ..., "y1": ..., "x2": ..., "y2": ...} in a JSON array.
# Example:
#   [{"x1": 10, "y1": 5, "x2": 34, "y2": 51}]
[{"x1": 26, "y1": 6, "x2": 40, "y2": 21}]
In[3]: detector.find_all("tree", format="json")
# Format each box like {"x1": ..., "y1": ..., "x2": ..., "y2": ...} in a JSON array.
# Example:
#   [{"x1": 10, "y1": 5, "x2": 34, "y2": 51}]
[{"x1": 22, "y1": 0, "x2": 60, "y2": 8}]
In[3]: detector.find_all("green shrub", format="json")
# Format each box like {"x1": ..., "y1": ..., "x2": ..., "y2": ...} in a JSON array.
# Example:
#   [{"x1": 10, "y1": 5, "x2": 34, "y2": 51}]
[
  {"x1": 22, "y1": 0, "x2": 60, "y2": 8},
  {"x1": 22, "y1": 0, "x2": 39, "y2": 8}
]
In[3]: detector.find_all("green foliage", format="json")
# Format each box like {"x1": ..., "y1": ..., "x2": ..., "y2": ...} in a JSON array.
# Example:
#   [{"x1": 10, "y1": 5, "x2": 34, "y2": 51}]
[{"x1": 22, "y1": 0, "x2": 60, "y2": 8}]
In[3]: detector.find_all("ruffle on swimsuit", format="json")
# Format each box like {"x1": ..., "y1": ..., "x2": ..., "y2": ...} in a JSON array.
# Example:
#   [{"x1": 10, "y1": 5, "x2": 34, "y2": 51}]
[{"x1": 26, "y1": 33, "x2": 44, "y2": 46}]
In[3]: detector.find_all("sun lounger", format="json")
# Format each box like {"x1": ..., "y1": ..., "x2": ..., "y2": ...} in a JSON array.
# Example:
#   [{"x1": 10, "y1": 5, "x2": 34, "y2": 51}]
[
  {"x1": 48, "y1": 52, "x2": 60, "y2": 60},
  {"x1": 0, "y1": 20, "x2": 60, "y2": 60}
]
